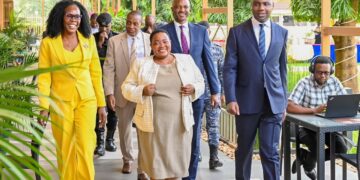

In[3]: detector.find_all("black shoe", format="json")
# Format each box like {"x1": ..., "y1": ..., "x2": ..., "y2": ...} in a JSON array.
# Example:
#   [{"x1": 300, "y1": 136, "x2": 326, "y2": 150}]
[
  {"x1": 304, "y1": 169, "x2": 316, "y2": 180},
  {"x1": 105, "y1": 139, "x2": 117, "y2": 152},
  {"x1": 105, "y1": 130, "x2": 117, "y2": 152},
  {"x1": 94, "y1": 131, "x2": 105, "y2": 156},
  {"x1": 94, "y1": 143, "x2": 105, "y2": 156},
  {"x1": 291, "y1": 159, "x2": 300, "y2": 174},
  {"x1": 209, "y1": 158, "x2": 223, "y2": 169}
]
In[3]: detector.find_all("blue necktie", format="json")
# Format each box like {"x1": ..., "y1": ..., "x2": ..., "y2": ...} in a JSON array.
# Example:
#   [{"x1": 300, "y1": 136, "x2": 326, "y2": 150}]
[{"x1": 259, "y1": 24, "x2": 266, "y2": 60}]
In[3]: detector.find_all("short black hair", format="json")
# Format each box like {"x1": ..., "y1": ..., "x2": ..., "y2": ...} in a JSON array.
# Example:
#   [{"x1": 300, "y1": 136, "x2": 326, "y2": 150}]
[
  {"x1": 90, "y1": 13, "x2": 98, "y2": 20},
  {"x1": 314, "y1": 55, "x2": 333, "y2": 65},
  {"x1": 127, "y1": 10, "x2": 142, "y2": 19},
  {"x1": 150, "y1": 29, "x2": 170, "y2": 43},
  {"x1": 46, "y1": 0, "x2": 91, "y2": 38}
]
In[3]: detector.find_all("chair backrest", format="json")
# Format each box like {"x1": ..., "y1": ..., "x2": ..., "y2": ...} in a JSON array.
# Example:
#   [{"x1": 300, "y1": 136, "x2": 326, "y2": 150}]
[{"x1": 345, "y1": 87, "x2": 353, "y2": 95}]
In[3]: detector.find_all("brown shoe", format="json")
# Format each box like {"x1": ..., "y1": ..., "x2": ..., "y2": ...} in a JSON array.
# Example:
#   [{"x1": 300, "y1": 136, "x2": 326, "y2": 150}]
[
  {"x1": 122, "y1": 162, "x2": 132, "y2": 174},
  {"x1": 137, "y1": 173, "x2": 149, "y2": 180}
]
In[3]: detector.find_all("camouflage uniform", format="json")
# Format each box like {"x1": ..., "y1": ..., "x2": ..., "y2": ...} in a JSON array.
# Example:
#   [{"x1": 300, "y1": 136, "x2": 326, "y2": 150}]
[{"x1": 202, "y1": 43, "x2": 224, "y2": 147}]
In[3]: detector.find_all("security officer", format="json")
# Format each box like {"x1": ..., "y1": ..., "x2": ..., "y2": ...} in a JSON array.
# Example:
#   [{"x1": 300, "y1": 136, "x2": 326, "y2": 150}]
[
  {"x1": 198, "y1": 21, "x2": 225, "y2": 169},
  {"x1": 94, "y1": 12, "x2": 118, "y2": 156}
]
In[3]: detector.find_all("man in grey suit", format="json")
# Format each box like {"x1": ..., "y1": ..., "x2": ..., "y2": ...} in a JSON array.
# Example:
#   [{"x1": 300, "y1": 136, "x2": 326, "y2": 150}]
[
  {"x1": 103, "y1": 11, "x2": 151, "y2": 180},
  {"x1": 223, "y1": 0, "x2": 288, "y2": 179}
]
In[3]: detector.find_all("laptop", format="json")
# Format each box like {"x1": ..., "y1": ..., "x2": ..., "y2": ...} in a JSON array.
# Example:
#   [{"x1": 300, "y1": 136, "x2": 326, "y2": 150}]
[{"x1": 316, "y1": 94, "x2": 360, "y2": 118}]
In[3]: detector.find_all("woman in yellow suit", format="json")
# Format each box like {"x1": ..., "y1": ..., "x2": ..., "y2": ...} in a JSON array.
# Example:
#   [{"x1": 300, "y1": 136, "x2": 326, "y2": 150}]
[{"x1": 37, "y1": 1, "x2": 107, "y2": 179}]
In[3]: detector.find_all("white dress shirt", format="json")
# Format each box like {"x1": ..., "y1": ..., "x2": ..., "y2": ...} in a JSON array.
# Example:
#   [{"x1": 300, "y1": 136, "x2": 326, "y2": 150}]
[
  {"x1": 127, "y1": 32, "x2": 145, "y2": 59},
  {"x1": 174, "y1": 21, "x2": 191, "y2": 50},
  {"x1": 251, "y1": 17, "x2": 271, "y2": 57}
]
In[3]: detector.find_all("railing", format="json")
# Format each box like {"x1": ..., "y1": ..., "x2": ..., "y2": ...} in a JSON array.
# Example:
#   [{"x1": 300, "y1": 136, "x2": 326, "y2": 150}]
[
  {"x1": 219, "y1": 108, "x2": 237, "y2": 147},
  {"x1": 202, "y1": 108, "x2": 237, "y2": 147},
  {"x1": 203, "y1": 108, "x2": 262, "y2": 150}
]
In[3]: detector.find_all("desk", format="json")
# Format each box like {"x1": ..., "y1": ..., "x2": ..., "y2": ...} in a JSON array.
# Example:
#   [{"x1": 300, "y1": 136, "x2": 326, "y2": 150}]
[{"x1": 283, "y1": 113, "x2": 360, "y2": 180}]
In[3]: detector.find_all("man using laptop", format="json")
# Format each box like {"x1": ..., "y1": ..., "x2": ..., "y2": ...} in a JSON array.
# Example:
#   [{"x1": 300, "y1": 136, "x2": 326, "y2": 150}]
[{"x1": 287, "y1": 55, "x2": 348, "y2": 180}]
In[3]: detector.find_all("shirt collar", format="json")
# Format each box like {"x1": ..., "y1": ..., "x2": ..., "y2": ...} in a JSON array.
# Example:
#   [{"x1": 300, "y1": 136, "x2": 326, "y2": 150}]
[
  {"x1": 127, "y1": 32, "x2": 142, "y2": 40},
  {"x1": 251, "y1": 17, "x2": 271, "y2": 28},
  {"x1": 174, "y1": 21, "x2": 189, "y2": 29}
]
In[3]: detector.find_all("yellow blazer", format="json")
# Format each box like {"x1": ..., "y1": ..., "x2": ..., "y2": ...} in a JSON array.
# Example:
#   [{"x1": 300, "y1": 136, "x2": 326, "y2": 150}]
[{"x1": 38, "y1": 32, "x2": 106, "y2": 109}]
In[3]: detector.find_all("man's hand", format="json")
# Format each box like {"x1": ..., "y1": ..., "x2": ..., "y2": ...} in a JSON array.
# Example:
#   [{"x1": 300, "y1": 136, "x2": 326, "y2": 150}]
[
  {"x1": 210, "y1": 94, "x2": 220, "y2": 107},
  {"x1": 227, "y1": 102, "x2": 240, "y2": 115},
  {"x1": 143, "y1": 84, "x2": 156, "y2": 96},
  {"x1": 181, "y1": 84, "x2": 195, "y2": 96},
  {"x1": 106, "y1": 95, "x2": 116, "y2": 111},
  {"x1": 97, "y1": 31, "x2": 108, "y2": 48},
  {"x1": 38, "y1": 110, "x2": 49, "y2": 127},
  {"x1": 98, "y1": 107, "x2": 107, "y2": 128},
  {"x1": 221, "y1": 95, "x2": 226, "y2": 106},
  {"x1": 313, "y1": 104, "x2": 327, "y2": 114}
]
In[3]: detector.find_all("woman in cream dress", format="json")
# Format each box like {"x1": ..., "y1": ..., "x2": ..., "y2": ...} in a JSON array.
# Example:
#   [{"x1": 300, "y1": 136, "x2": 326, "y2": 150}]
[{"x1": 122, "y1": 29, "x2": 204, "y2": 180}]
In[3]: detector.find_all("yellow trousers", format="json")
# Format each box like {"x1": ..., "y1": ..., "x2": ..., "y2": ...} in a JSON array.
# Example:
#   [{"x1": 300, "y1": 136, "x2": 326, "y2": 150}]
[{"x1": 50, "y1": 91, "x2": 97, "y2": 180}]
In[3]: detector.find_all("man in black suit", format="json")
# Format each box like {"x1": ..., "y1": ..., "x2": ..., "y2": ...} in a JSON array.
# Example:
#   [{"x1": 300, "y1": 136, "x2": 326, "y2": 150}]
[
  {"x1": 93, "y1": 12, "x2": 118, "y2": 156},
  {"x1": 161, "y1": 0, "x2": 220, "y2": 179}
]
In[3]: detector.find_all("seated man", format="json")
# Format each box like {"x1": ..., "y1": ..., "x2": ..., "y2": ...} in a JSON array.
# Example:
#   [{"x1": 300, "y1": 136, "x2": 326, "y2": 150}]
[{"x1": 287, "y1": 55, "x2": 348, "y2": 180}]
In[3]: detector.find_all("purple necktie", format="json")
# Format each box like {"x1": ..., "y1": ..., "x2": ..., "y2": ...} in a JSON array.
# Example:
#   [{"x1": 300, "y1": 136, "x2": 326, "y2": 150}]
[{"x1": 180, "y1": 25, "x2": 189, "y2": 54}]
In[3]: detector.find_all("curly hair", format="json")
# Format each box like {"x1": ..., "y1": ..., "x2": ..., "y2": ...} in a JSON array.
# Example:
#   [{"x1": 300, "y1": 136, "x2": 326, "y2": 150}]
[{"x1": 46, "y1": 0, "x2": 91, "y2": 38}]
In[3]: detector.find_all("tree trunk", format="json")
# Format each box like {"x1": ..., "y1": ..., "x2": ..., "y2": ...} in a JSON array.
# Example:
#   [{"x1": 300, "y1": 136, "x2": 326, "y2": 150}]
[
  {"x1": 333, "y1": 24, "x2": 358, "y2": 93},
  {"x1": 333, "y1": 0, "x2": 359, "y2": 92}
]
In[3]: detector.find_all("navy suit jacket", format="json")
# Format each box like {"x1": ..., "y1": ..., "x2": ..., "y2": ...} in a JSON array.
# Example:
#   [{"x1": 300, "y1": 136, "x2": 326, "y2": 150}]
[
  {"x1": 223, "y1": 19, "x2": 288, "y2": 114},
  {"x1": 161, "y1": 22, "x2": 220, "y2": 97}
]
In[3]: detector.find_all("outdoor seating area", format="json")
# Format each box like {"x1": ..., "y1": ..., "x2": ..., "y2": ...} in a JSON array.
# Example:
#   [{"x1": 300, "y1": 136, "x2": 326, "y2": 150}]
[{"x1": 2, "y1": 0, "x2": 360, "y2": 180}]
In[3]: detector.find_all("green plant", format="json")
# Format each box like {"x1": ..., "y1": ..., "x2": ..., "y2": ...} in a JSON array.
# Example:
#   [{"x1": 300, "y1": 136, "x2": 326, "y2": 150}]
[
  {"x1": 287, "y1": 62, "x2": 310, "y2": 92},
  {"x1": 110, "y1": 6, "x2": 131, "y2": 32},
  {"x1": 0, "y1": 11, "x2": 66, "y2": 179},
  {"x1": 290, "y1": 0, "x2": 360, "y2": 92}
]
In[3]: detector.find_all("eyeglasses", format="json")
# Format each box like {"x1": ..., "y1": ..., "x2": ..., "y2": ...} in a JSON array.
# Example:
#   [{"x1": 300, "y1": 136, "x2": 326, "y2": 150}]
[
  {"x1": 65, "y1": 14, "x2": 82, "y2": 20},
  {"x1": 315, "y1": 71, "x2": 330, "y2": 76}
]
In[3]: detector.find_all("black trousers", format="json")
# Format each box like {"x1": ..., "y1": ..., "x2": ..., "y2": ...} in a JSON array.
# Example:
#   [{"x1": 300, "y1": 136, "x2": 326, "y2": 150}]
[
  {"x1": 95, "y1": 108, "x2": 118, "y2": 133},
  {"x1": 298, "y1": 127, "x2": 348, "y2": 171}
]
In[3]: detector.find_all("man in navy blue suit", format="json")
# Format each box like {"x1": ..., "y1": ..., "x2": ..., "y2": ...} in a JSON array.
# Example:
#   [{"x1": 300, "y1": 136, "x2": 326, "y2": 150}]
[
  {"x1": 161, "y1": 0, "x2": 220, "y2": 179},
  {"x1": 223, "y1": 0, "x2": 288, "y2": 179}
]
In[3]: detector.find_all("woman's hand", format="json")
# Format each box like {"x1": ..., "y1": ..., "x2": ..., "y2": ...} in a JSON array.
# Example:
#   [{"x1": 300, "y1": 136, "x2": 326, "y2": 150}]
[
  {"x1": 143, "y1": 84, "x2": 156, "y2": 96},
  {"x1": 181, "y1": 84, "x2": 195, "y2": 96},
  {"x1": 38, "y1": 110, "x2": 49, "y2": 127},
  {"x1": 98, "y1": 107, "x2": 107, "y2": 128}
]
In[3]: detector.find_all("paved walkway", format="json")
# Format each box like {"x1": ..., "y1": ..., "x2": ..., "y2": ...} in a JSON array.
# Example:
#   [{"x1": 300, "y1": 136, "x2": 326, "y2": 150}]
[{"x1": 33, "y1": 127, "x2": 357, "y2": 179}]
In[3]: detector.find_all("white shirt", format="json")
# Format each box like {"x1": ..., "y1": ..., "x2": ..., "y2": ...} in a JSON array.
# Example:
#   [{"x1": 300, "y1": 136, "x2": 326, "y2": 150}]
[
  {"x1": 174, "y1": 21, "x2": 191, "y2": 50},
  {"x1": 251, "y1": 17, "x2": 271, "y2": 57},
  {"x1": 127, "y1": 32, "x2": 145, "y2": 59},
  {"x1": 91, "y1": 27, "x2": 99, "y2": 34}
]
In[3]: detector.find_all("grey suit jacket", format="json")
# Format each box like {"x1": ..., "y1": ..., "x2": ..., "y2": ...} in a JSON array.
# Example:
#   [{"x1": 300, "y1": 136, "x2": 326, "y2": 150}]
[{"x1": 103, "y1": 32, "x2": 151, "y2": 108}]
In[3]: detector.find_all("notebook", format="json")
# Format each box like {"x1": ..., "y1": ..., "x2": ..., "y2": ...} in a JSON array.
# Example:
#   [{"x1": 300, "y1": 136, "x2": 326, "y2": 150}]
[{"x1": 316, "y1": 94, "x2": 360, "y2": 118}]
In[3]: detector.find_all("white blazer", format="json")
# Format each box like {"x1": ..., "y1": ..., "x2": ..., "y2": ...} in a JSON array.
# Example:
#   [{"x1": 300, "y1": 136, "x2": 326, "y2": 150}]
[{"x1": 121, "y1": 54, "x2": 205, "y2": 132}]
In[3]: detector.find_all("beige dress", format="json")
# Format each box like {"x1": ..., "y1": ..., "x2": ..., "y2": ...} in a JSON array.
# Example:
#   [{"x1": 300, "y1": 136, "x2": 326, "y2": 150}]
[{"x1": 137, "y1": 61, "x2": 193, "y2": 179}]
